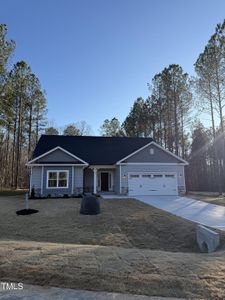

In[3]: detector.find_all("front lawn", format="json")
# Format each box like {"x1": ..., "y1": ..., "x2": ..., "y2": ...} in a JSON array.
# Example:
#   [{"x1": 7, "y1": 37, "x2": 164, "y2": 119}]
[
  {"x1": 0, "y1": 196, "x2": 206, "y2": 252},
  {"x1": 1, "y1": 196, "x2": 225, "y2": 299}
]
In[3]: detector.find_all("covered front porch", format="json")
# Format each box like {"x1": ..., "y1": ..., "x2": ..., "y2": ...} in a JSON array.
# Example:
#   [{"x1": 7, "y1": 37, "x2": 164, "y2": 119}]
[{"x1": 84, "y1": 166, "x2": 116, "y2": 194}]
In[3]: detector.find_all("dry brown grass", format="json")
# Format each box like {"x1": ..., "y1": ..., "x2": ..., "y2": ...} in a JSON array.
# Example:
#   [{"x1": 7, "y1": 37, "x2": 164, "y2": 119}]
[
  {"x1": 0, "y1": 196, "x2": 212, "y2": 252},
  {"x1": 187, "y1": 194, "x2": 225, "y2": 207},
  {"x1": 0, "y1": 240, "x2": 225, "y2": 299},
  {"x1": 1, "y1": 196, "x2": 225, "y2": 299}
]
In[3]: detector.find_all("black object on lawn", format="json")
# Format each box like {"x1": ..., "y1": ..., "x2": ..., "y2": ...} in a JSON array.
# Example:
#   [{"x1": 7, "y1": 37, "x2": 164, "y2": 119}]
[
  {"x1": 80, "y1": 195, "x2": 100, "y2": 215},
  {"x1": 16, "y1": 193, "x2": 39, "y2": 215},
  {"x1": 16, "y1": 209, "x2": 39, "y2": 215}
]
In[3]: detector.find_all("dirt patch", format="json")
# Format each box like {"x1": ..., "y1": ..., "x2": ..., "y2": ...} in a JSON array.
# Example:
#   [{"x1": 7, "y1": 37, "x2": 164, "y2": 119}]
[
  {"x1": 0, "y1": 240, "x2": 225, "y2": 299},
  {"x1": 187, "y1": 194, "x2": 225, "y2": 207},
  {"x1": 0, "y1": 196, "x2": 218, "y2": 252}
]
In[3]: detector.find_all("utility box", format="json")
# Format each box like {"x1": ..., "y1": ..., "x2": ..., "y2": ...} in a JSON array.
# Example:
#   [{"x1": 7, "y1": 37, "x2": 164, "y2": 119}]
[{"x1": 80, "y1": 195, "x2": 100, "y2": 215}]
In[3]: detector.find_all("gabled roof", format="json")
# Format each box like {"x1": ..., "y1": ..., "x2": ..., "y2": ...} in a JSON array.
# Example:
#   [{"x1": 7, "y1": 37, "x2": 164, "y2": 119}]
[
  {"x1": 31, "y1": 135, "x2": 153, "y2": 165},
  {"x1": 117, "y1": 141, "x2": 188, "y2": 165},
  {"x1": 28, "y1": 146, "x2": 88, "y2": 165}
]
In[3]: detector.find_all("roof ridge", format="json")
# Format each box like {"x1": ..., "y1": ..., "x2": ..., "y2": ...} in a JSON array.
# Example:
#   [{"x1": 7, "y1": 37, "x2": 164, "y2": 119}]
[{"x1": 41, "y1": 135, "x2": 153, "y2": 139}]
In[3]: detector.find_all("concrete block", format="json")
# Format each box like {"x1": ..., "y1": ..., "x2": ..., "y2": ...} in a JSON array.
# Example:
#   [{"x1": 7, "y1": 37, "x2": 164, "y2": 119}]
[{"x1": 196, "y1": 224, "x2": 220, "y2": 253}]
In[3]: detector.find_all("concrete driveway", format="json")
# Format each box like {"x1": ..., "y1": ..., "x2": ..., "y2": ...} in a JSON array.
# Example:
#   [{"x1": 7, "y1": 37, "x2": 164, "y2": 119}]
[{"x1": 136, "y1": 195, "x2": 225, "y2": 231}]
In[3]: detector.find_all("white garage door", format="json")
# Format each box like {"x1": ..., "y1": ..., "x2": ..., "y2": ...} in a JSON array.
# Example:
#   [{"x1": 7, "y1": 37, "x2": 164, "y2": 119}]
[{"x1": 128, "y1": 173, "x2": 178, "y2": 196}]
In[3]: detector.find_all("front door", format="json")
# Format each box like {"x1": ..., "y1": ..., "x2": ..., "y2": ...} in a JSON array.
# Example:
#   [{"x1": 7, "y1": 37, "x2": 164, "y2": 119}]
[{"x1": 101, "y1": 172, "x2": 109, "y2": 191}]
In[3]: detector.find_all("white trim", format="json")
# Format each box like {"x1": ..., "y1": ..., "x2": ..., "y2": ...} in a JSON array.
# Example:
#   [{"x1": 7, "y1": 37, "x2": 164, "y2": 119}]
[
  {"x1": 41, "y1": 166, "x2": 44, "y2": 195},
  {"x1": 109, "y1": 172, "x2": 113, "y2": 191},
  {"x1": 27, "y1": 163, "x2": 88, "y2": 166},
  {"x1": 89, "y1": 165, "x2": 116, "y2": 169},
  {"x1": 29, "y1": 166, "x2": 33, "y2": 195},
  {"x1": 182, "y1": 169, "x2": 186, "y2": 193},
  {"x1": 27, "y1": 146, "x2": 88, "y2": 165},
  {"x1": 119, "y1": 162, "x2": 187, "y2": 166},
  {"x1": 119, "y1": 164, "x2": 121, "y2": 194},
  {"x1": 93, "y1": 168, "x2": 97, "y2": 194},
  {"x1": 46, "y1": 170, "x2": 69, "y2": 189},
  {"x1": 71, "y1": 166, "x2": 74, "y2": 194},
  {"x1": 116, "y1": 141, "x2": 188, "y2": 165}
]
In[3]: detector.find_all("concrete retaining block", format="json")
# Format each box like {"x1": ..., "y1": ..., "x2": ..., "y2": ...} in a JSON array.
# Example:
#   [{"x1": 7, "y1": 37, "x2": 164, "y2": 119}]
[{"x1": 196, "y1": 224, "x2": 220, "y2": 253}]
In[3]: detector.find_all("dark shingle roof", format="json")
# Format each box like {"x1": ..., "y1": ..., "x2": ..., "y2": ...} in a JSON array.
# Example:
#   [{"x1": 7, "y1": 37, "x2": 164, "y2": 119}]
[{"x1": 32, "y1": 135, "x2": 153, "y2": 165}]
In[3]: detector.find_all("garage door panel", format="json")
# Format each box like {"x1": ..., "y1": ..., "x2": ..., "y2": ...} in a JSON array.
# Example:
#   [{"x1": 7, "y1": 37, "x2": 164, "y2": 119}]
[{"x1": 128, "y1": 173, "x2": 178, "y2": 196}]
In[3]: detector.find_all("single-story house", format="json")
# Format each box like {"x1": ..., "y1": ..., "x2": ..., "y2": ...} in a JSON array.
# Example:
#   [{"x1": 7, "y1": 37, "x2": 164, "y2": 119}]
[{"x1": 27, "y1": 135, "x2": 188, "y2": 197}]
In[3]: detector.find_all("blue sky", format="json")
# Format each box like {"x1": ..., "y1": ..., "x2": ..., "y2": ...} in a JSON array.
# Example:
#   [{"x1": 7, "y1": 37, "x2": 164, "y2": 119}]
[{"x1": 1, "y1": 0, "x2": 225, "y2": 134}]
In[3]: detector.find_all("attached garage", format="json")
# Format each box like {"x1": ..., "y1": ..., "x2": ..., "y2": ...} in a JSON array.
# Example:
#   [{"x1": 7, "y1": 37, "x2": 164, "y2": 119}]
[{"x1": 128, "y1": 172, "x2": 178, "y2": 196}]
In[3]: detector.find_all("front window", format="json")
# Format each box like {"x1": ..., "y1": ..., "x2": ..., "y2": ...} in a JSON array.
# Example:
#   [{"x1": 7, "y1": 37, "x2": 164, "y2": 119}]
[{"x1": 47, "y1": 171, "x2": 69, "y2": 188}]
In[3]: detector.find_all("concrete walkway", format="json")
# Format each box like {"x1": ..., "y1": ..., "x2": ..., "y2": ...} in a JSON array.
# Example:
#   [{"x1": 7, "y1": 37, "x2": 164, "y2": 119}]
[
  {"x1": 136, "y1": 195, "x2": 225, "y2": 231},
  {"x1": 0, "y1": 284, "x2": 183, "y2": 300}
]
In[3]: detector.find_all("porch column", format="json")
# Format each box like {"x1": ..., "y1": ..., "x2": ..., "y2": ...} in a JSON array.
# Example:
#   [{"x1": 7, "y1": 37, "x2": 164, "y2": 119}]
[{"x1": 93, "y1": 167, "x2": 97, "y2": 194}]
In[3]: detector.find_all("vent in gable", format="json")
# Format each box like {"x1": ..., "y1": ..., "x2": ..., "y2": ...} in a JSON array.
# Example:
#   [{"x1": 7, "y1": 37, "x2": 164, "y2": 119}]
[{"x1": 149, "y1": 148, "x2": 154, "y2": 155}]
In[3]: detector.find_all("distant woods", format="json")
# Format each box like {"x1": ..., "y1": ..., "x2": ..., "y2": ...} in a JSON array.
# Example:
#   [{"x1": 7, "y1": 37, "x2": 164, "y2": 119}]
[
  {"x1": 0, "y1": 25, "x2": 47, "y2": 189},
  {"x1": 1, "y1": 20, "x2": 225, "y2": 192},
  {"x1": 100, "y1": 65, "x2": 192, "y2": 158},
  {"x1": 189, "y1": 21, "x2": 225, "y2": 193},
  {"x1": 100, "y1": 20, "x2": 225, "y2": 193}
]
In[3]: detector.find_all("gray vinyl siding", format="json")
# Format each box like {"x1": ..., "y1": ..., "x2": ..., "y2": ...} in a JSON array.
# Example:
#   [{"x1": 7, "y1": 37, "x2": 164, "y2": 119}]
[
  {"x1": 84, "y1": 168, "x2": 93, "y2": 192},
  {"x1": 30, "y1": 165, "x2": 84, "y2": 197},
  {"x1": 114, "y1": 166, "x2": 120, "y2": 194},
  {"x1": 31, "y1": 167, "x2": 42, "y2": 189},
  {"x1": 37, "y1": 149, "x2": 83, "y2": 163},
  {"x1": 120, "y1": 164, "x2": 186, "y2": 194},
  {"x1": 124, "y1": 144, "x2": 181, "y2": 163},
  {"x1": 74, "y1": 166, "x2": 84, "y2": 194}
]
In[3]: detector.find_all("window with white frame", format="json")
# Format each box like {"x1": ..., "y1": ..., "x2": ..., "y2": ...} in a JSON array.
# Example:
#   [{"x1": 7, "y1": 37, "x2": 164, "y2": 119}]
[{"x1": 47, "y1": 170, "x2": 69, "y2": 188}]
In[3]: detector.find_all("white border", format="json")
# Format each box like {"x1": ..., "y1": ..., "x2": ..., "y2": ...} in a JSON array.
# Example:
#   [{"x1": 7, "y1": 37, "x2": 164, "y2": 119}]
[
  {"x1": 116, "y1": 141, "x2": 188, "y2": 165},
  {"x1": 27, "y1": 146, "x2": 88, "y2": 165},
  {"x1": 46, "y1": 170, "x2": 69, "y2": 189}
]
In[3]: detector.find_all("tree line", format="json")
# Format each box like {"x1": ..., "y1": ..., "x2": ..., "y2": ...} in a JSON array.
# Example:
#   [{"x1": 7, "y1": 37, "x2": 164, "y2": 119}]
[
  {"x1": 99, "y1": 20, "x2": 225, "y2": 192},
  {"x1": 1, "y1": 20, "x2": 225, "y2": 192},
  {"x1": 0, "y1": 25, "x2": 47, "y2": 189}
]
